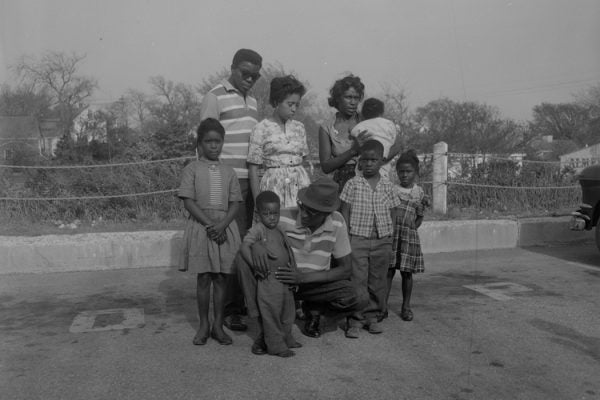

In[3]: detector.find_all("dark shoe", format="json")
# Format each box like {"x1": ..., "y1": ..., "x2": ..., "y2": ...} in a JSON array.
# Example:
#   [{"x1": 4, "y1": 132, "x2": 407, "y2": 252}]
[
  {"x1": 192, "y1": 331, "x2": 209, "y2": 345},
  {"x1": 224, "y1": 315, "x2": 248, "y2": 331},
  {"x1": 289, "y1": 341, "x2": 303, "y2": 349},
  {"x1": 400, "y1": 309, "x2": 413, "y2": 321},
  {"x1": 210, "y1": 329, "x2": 233, "y2": 345},
  {"x1": 377, "y1": 311, "x2": 389, "y2": 323},
  {"x1": 345, "y1": 326, "x2": 360, "y2": 339},
  {"x1": 304, "y1": 315, "x2": 321, "y2": 338},
  {"x1": 366, "y1": 322, "x2": 383, "y2": 334},
  {"x1": 251, "y1": 337, "x2": 267, "y2": 355},
  {"x1": 274, "y1": 349, "x2": 295, "y2": 358}
]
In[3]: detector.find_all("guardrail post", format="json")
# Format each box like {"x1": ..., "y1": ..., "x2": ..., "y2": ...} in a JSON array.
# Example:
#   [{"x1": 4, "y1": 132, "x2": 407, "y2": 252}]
[{"x1": 433, "y1": 141, "x2": 448, "y2": 214}]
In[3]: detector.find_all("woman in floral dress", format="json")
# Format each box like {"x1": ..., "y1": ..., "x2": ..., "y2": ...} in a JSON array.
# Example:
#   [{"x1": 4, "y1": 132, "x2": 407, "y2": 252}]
[{"x1": 247, "y1": 75, "x2": 310, "y2": 221}]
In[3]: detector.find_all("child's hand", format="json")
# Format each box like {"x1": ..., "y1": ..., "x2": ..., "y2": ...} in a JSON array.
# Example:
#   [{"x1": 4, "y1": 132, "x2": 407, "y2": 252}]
[
  {"x1": 208, "y1": 222, "x2": 226, "y2": 240},
  {"x1": 215, "y1": 232, "x2": 227, "y2": 245},
  {"x1": 251, "y1": 242, "x2": 276, "y2": 277},
  {"x1": 422, "y1": 194, "x2": 431, "y2": 208}
]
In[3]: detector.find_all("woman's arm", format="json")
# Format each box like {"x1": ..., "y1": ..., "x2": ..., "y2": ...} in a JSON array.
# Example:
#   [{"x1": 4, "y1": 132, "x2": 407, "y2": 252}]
[
  {"x1": 248, "y1": 163, "x2": 261, "y2": 202},
  {"x1": 318, "y1": 126, "x2": 359, "y2": 174},
  {"x1": 386, "y1": 129, "x2": 404, "y2": 163}
]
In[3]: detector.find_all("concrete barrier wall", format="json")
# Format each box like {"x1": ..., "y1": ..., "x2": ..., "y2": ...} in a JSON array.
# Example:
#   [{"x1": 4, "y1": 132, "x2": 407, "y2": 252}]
[
  {"x1": 420, "y1": 220, "x2": 518, "y2": 253},
  {"x1": 0, "y1": 231, "x2": 183, "y2": 274},
  {"x1": 0, "y1": 217, "x2": 593, "y2": 274}
]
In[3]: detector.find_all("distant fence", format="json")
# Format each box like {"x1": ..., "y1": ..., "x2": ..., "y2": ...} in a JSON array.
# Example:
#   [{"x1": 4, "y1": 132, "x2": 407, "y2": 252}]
[
  {"x1": 427, "y1": 142, "x2": 580, "y2": 216},
  {"x1": 0, "y1": 142, "x2": 582, "y2": 221}
]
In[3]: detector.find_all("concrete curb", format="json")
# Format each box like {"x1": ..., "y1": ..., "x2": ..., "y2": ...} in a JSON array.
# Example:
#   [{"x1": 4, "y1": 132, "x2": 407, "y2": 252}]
[{"x1": 0, "y1": 217, "x2": 593, "y2": 274}]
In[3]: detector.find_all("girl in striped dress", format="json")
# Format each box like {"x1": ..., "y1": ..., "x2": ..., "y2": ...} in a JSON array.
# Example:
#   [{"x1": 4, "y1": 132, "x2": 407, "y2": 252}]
[
  {"x1": 178, "y1": 118, "x2": 242, "y2": 346},
  {"x1": 385, "y1": 150, "x2": 429, "y2": 322}
]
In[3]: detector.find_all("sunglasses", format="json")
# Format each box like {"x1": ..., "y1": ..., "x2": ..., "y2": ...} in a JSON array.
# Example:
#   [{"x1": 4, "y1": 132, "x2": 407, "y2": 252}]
[
  {"x1": 239, "y1": 69, "x2": 261, "y2": 82},
  {"x1": 297, "y1": 200, "x2": 322, "y2": 217}
]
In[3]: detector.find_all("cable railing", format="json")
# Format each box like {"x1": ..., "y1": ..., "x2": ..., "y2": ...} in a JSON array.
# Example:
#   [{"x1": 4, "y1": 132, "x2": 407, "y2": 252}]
[{"x1": 0, "y1": 151, "x2": 585, "y2": 220}]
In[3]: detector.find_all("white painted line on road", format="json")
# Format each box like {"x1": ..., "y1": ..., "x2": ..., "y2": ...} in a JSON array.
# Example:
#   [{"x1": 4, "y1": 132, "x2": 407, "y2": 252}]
[
  {"x1": 566, "y1": 261, "x2": 599, "y2": 271},
  {"x1": 69, "y1": 308, "x2": 145, "y2": 333},
  {"x1": 463, "y1": 282, "x2": 532, "y2": 301}
]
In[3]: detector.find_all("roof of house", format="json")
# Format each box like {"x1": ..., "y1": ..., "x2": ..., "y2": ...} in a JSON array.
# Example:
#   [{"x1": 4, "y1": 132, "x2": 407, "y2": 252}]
[
  {"x1": 559, "y1": 142, "x2": 600, "y2": 158},
  {"x1": 528, "y1": 136, "x2": 579, "y2": 160},
  {"x1": 0, "y1": 116, "x2": 40, "y2": 140}
]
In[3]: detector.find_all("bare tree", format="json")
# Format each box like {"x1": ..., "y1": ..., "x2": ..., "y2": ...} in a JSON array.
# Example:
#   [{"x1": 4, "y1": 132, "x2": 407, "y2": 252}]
[
  {"x1": 0, "y1": 83, "x2": 52, "y2": 118},
  {"x1": 529, "y1": 102, "x2": 591, "y2": 145},
  {"x1": 14, "y1": 51, "x2": 97, "y2": 135},
  {"x1": 124, "y1": 89, "x2": 150, "y2": 130}
]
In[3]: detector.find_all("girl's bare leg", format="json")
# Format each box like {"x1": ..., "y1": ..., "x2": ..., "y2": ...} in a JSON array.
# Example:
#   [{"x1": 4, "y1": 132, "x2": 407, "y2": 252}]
[
  {"x1": 194, "y1": 273, "x2": 211, "y2": 345},
  {"x1": 210, "y1": 273, "x2": 233, "y2": 344},
  {"x1": 400, "y1": 271, "x2": 414, "y2": 321}
]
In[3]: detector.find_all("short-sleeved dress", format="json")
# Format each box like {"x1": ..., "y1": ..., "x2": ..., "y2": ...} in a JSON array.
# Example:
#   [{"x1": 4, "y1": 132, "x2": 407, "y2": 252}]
[
  {"x1": 391, "y1": 184, "x2": 425, "y2": 273},
  {"x1": 247, "y1": 118, "x2": 310, "y2": 216},
  {"x1": 321, "y1": 113, "x2": 360, "y2": 192},
  {"x1": 177, "y1": 159, "x2": 242, "y2": 274}
]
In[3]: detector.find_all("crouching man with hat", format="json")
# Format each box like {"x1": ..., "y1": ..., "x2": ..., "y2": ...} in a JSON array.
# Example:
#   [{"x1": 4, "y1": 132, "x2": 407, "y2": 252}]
[{"x1": 237, "y1": 177, "x2": 368, "y2": 355}]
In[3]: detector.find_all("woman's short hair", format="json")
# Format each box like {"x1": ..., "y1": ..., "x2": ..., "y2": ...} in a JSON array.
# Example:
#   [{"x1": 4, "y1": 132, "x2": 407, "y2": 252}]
[
  {"x1": 327, "y1": 75, "x2": 365, "y2": 109},
  {"x1": 196, "y1": 118, "x2": 225, "y2": 144},
  {"x1": 269, "y1": 75, "x2": 306, "y2": 107}
]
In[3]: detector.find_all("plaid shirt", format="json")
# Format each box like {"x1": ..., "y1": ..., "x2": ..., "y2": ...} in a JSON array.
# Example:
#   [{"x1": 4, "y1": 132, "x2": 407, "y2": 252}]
[{"x1": 340, "y1": 175, "x2": 401, "y2": 238}]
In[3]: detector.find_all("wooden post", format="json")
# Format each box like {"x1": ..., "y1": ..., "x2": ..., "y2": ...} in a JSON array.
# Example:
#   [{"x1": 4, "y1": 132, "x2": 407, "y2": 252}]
[{"x1": 433, "y1": 142, "x2": 448, "y2": 214}]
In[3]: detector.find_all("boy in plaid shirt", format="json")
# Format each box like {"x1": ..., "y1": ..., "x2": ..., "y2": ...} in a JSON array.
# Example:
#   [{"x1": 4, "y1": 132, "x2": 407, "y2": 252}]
[{"x1": 340, "y1": 140, "x2": 401, "y2": 337}]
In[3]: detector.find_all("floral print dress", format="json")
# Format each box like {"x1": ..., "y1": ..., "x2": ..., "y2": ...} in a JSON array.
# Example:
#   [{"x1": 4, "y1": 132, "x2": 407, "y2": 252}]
[{"x1": 247, "y1": 118, "x2": 310, "y2": 216}]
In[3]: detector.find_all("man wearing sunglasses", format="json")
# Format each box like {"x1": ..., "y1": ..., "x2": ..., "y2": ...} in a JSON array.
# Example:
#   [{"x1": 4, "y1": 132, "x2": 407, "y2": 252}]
[
  {"x1": 237, "y1": 177, "x2": 368, "y2": 354},
  {"x1": 200, "y1": 48, "x2": 262, "y2": 332}
]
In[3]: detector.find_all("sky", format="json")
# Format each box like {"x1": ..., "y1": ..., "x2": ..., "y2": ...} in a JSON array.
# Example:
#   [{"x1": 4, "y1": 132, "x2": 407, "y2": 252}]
[{"x1": 1, "y1": 0, "x2": 599, "y2": 121}]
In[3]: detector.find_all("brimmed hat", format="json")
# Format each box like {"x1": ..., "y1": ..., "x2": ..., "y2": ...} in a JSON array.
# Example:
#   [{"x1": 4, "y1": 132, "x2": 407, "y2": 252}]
[{"x1": 297, "y1": 177, "x2": 340, "y2": 213}]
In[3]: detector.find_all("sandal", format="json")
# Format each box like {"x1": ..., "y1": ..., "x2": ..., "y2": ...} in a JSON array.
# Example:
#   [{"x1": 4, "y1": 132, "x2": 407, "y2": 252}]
[{"x1": 400, "y1": 309, "x2": 413, "y2": 321}]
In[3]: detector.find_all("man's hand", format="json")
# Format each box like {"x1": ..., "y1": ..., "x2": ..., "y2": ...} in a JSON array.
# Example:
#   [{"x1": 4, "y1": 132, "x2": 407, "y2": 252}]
[
  {"x1": 251, "y1": 241, "x2": 276, "y2": 277},
  {"x1": 275, "y1": 263, "x2": 302, "y2": 285}
]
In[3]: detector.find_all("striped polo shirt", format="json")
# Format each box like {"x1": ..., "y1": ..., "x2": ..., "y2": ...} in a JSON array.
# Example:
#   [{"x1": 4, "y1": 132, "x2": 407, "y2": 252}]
[
  {"x1": 278, "y1": 211, "x2": 352, "y2": 272},
  {"x1": 200, "y1": 80, "x2": 259, "y2": 179}
]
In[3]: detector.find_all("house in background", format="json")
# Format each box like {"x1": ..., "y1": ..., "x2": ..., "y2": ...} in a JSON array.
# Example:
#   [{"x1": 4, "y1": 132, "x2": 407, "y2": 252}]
[
  {"x1": 527, "y1": 135, "x2": 579, "y2": 161},
  {"x1": 559, "y1": 142, "x2": 600, "y2": 172},
  {"x1": 39, "y1": 118, "x2": 62, "y2": 156},
  {"x1": 0, "y1": 116, "x2": 62, "y2": 163}
]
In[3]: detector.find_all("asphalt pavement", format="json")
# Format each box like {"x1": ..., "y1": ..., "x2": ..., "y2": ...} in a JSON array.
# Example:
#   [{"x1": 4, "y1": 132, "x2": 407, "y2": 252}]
[{"x1": 1, "y1": 243, "x2": 599, "y2": 400}]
